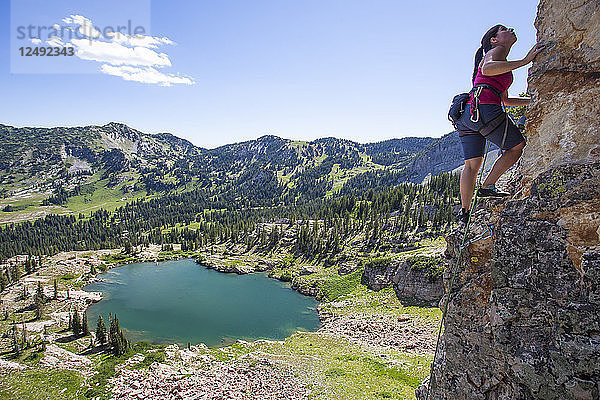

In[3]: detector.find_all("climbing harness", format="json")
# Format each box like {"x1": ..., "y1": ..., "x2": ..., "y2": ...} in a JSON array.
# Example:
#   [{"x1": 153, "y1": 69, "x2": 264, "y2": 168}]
[
  {"x1": 448, "y1": 83, "x2": 508, "y2": 138},
  {"x1": 470, "y1": 83, "x2": 503, "y2": 123},
  {"x1": 470, "y1": 86, "x2": 484, "y2": 122},
  {"x1": 425, "y1": 140, "x2": 493, "y2": 400}
]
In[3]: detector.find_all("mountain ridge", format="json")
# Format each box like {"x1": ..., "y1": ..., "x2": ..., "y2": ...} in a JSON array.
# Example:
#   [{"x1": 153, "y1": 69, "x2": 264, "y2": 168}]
[{"x1": 0, "y1": 121, "x2": 463, "y2": 218}]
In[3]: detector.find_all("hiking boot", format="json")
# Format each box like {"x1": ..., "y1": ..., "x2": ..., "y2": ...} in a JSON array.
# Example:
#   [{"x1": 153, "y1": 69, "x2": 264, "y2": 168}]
[
  {"x1": 478, "y1": 185, "x2": 510, "y2": 198},
  {"x1": 458, "y1": 208, "x2": 470, "y2": 224}
]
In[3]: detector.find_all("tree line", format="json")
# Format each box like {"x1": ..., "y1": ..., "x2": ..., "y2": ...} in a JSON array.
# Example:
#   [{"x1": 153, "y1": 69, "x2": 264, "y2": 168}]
[{"x1": 0, "y1": 172, "x2": 459, "y2": 265}]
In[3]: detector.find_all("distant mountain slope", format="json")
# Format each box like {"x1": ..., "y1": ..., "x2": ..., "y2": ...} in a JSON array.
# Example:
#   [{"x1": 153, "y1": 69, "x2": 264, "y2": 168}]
[
  {"x1": 0, "y1": 122, "x2": 462, "y2": 210},
  {"x1": 363, "y1": 137, "x2": 437, "y2": 166},
  {"x1": 0, "y1": 122, "x2": 200, "y2": 188},
  {"x1": 402, "y1": 131, "x2": 463, "y2": 184}
]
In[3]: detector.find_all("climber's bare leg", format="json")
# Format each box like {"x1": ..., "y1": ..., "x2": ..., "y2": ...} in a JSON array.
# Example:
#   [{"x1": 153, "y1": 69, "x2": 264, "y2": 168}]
[
  {"x1": 482, "y1": 141, "x2": 525, "y2": 187},
  {"x1": 461, "y1": 157, "x2": 483, "y2": 210}
]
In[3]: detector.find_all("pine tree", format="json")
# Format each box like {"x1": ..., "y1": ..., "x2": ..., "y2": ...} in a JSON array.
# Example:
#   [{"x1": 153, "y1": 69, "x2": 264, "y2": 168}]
[
  {"x1": 72, "y1": 311, "x2": 81, "y2": 336},
  {"x1": 118, "y1": 330, "x2": 128, "y2": 355},
  {"x1": 24, "y1": 256, "x2": 32, "y2": 274},
  {"x1": 82, "y1": 312, "x2": 90, "y2": 336},
  {"x1": 109, "y1": 314, "x2": 119, "y2": 353},
  {"x1": 0, "y1": 269, "x2": 7, "y2": 292},
  {"x1": 21, "y1": 317, "x2": 27, "y2": 349},
  {"x1": 34, "y1": 282, "x2": 45, "y2": 319},
  {"x1": 53, "y1": 279, "x2": 58, "y2": 300},
  {"x1": 12, "y1": 323, "x2": 20, "y2": 355},
  {"x1": 12, "y1": 265, "x2": 21, "y2": 282},
  {"x1": 96, "y1": 315, "x2": 107, "y2": 345},
  {"x1": 109, "y1": 314, "x2": 128, "y2": 356}
]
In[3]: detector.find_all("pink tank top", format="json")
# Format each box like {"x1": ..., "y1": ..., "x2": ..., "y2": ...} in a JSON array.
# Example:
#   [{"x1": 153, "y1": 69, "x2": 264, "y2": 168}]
[{"x1": 468, "y1": 67, "x2": 513, "y2": 105}]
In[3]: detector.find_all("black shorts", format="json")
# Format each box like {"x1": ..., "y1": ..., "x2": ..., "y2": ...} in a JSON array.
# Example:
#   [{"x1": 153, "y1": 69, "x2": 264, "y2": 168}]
[{"x1": 455, "y1": 103, "x2": 526, "y2": 160}]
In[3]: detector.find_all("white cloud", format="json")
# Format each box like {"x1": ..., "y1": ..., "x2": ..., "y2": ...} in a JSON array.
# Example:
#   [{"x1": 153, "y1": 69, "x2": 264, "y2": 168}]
[
  {"x1": 70, "y1": 14, "x2": 102, "y2": 38},
  {"x1": 51, "y1": 14, "x2": 193, "y2": 86},
  {"x1": 30, "y1": 38, "x2": 42, "y2": 44},
  {"x1": 107, "y1": 32, "x2": 174, "y2": 48},
  {"x1": 72, "y1": 38, "x2": 171, "y2": 67},
  {"x1": 100, "y1": 65, "x2": 194, "y2": 86},
  {"x1": 46, "y1": 36, "x2": 70, "y2": 48}
]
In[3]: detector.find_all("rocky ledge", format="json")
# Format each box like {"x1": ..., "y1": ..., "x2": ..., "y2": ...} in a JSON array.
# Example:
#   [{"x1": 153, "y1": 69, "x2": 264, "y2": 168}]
[{"x1": 422, "y1": 163, "x2": 600, "y2": 400}]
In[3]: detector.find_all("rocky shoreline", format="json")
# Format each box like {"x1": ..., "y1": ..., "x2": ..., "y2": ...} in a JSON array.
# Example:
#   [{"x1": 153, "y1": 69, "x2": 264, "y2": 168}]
[
  {"x1": 86, "y1": 249, "x2": 436, "y2": 398},
  {"x1": 92, "y1": 250, "x2": 439, "y2": 353}
]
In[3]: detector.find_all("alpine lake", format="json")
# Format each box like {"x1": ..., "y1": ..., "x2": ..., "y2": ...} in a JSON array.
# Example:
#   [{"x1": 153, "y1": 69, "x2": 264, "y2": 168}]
[{"x1": 83, "y1": 259, "x2": 321, "y2": 347}]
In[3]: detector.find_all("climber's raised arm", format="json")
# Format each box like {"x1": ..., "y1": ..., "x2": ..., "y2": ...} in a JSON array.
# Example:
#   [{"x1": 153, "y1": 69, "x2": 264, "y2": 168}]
[{"x1": 481, "y1": 43, "x2": 545, "y2": 76}]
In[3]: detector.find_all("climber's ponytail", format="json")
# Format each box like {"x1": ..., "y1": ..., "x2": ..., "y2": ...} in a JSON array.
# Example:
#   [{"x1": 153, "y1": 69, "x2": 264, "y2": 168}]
[
  {"x1": 472, "y1": 24, "x2": 503, "y2": 83},
  {"x1": 472, "y1": 46, "x2": 484, "y2": 83}
]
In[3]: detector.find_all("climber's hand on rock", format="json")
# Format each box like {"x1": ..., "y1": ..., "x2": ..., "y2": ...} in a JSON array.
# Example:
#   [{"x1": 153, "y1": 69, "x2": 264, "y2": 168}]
[{"x1": 522, "y1": 43, "x2": 545, "y2": 64}]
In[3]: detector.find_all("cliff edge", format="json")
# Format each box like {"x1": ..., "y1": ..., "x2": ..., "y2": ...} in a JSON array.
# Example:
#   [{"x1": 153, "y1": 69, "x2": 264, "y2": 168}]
[{"x1": 421, "y1": 1, "x2": 600, "y2": 399}]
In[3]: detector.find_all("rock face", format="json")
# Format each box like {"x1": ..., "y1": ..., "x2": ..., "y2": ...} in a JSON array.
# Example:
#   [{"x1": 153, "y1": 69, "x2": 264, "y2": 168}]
[
  {"x1": 361, "y1": 258, "x2": 398, "y2": 291},
  {"x1": 422, "y1": 1, "x2": 600, "y2": 398},
  {"x1": 392, "y1": 260, "x2": 444, "y2": 307},
  {"x1": 362, "y1": 257, "x2": 443, "y2": 306},
  {"x1": 519, "y1": 0, "x2": 600, "y2": 192},
  {"x1": 424, "y1": 165, "x2": 600, "y2": 400}
]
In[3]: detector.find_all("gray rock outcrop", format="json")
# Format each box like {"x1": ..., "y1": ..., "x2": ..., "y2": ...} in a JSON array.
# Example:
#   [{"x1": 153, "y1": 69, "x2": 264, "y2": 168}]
[
  {"x1": 392, "y1": 259, "x2": 444, "y2": 307},
  {"x1": 361, "y1": 258, "x2": 398, "y2": 291},
  {"x1": 424, "y1": 164, "x2": 600, "y2": 400},
  {"x1": 362, "y1": 256, "x2": 443, "y2": 306}
]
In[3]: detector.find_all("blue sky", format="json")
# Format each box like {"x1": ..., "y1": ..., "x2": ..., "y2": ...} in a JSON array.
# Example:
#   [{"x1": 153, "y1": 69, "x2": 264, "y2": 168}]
[{"x1": 1, "y1": 0, "x2": 539, "y2": 148}]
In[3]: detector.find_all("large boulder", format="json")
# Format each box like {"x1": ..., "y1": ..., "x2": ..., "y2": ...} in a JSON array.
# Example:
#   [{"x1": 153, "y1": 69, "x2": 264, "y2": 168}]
[{"x1": 361, "y1": 257, "x2": 397, "y2": 291}]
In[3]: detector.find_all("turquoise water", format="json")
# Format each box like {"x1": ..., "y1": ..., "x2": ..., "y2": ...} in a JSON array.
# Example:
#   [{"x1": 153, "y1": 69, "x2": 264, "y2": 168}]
[{"x1": 83, "y1": 259, "x2": 320, "y2": 347}]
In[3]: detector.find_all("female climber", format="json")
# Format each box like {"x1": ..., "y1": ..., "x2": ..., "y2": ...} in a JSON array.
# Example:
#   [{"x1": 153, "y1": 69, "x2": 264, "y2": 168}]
[{"x1": 454, "y1": 24, "x2": 544, "y2": 223}]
